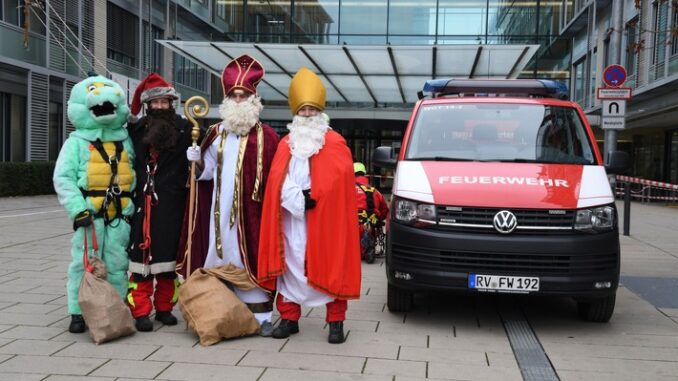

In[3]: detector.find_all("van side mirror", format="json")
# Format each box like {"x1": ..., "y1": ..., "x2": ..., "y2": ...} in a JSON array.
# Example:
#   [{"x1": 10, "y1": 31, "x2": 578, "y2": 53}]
[
  {"x1": 372, "y1": 146, "x2": 397, "y2": 169},
  {"x1": 605, "y1": 151, "x2": 631, "y2": 174}
]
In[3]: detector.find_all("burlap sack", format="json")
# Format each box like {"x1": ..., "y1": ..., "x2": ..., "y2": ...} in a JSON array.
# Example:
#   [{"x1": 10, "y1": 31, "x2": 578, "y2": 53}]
[
  {"x1": 178, "y1": 264, "x2": 260, "y2": 346},
  {"x1": 78, "y1": 256, "x2": 136, "y2": 344}
]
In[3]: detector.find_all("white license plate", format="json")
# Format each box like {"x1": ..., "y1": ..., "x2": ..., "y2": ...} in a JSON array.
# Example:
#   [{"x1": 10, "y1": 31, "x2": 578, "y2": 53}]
[{"x1": 468, "y1": 274, "x2": 540, "y2": 293}]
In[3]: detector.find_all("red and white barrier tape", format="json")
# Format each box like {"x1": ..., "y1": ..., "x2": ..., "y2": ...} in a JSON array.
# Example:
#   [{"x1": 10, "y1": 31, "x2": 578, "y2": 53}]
[
  {"x1": 615, "y1": 191, "x2": 678, "y2": 201},
  {"x1": 616, "y1": 175, "x2": 678, "y2": 190}
]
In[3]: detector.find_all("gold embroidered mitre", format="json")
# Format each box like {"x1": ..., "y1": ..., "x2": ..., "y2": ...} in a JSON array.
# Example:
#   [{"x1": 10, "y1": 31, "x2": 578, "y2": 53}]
[{"x1": 288, "y1": 67, "x2": 326, "y2": 115}]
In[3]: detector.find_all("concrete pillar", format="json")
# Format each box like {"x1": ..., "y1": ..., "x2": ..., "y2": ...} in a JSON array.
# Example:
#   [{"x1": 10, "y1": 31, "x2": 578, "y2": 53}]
[
  {"x1": 162, "y1": 0, "x2": 175, "y2": 82},
  {"x1": 93, "y1": 0, "x2": 107, "y2": 76}
]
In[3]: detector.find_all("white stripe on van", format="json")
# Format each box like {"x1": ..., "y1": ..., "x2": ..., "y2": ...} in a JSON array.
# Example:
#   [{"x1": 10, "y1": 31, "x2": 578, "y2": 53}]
[
  {"x1": 577, "y1": 166, "x2": 614, "y2": 208},
  {"x1": 394, "y1": 161, "x2": 434, "y2": 203}
]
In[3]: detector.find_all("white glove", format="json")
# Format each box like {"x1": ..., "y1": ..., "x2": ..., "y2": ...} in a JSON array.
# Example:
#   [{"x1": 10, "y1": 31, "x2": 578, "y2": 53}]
[{"x1": 186, "y1": 146, "x2": 201, "y2": 162}]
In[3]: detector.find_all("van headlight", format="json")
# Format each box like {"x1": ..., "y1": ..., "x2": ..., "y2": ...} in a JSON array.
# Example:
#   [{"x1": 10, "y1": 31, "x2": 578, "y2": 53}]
[
  {"x1": 574, "y1": 205, "x2": 615, "y2": 233},
  {"x1": 394, "y1": 198, "x2": 436, "y2": 226}
]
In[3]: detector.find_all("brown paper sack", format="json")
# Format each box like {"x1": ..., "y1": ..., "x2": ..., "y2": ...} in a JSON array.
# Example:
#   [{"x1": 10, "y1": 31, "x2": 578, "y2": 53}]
[
  {"x1": 78, "y1": 256, "x2": 136, "y2": 344},
  {"x1": 178, "y1": 264, "x2": 260, "y2": 346}
]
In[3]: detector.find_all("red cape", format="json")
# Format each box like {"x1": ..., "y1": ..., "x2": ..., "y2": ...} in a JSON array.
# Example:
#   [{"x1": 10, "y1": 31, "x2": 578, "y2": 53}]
[{"x1": 257, "y1": 130, "x2": 361, "y2": 300}]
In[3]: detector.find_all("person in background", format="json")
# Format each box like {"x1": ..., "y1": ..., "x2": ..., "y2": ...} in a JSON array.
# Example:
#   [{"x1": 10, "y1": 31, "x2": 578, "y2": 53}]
[{"x1": 354, "y1": 162, "x2": 389, "y2": 263}]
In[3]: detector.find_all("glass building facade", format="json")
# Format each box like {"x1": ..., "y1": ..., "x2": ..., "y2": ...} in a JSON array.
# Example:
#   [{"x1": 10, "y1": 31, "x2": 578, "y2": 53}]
[
  {"x1": 203, "y1": 0, "x2": 571, "y2": 82},
  {"x1": 0, "y1": 0, "x2": 571, "y2": 169},
  {"x1": 166, "y1": 0, "x2": 573, "y2": 177}
]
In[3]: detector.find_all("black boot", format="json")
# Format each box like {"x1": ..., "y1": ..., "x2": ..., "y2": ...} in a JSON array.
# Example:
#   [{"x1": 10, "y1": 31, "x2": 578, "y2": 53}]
[
  {"x1": 272, "y1": 319, "x2": 299, "y2": 339},
  {"x1": 68, "y1": 314, "x2": 86, "y2": 333},
  {"x1": 328, "y1": 321, "x2": 345, "y2": 344},
  {"x1": 155, "y1": 311, "x2": 178, "y2": 326},
  {"x1": 135, "y1": 316, "x2": 154, "y2": 332}
]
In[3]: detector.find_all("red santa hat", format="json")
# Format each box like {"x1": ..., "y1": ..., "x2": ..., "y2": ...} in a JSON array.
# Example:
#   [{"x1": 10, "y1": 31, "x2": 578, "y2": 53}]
[
  {"x1": 221, "y1": 55, "x2": 264, "y2": 96},
  {"x1": 130, "y1": 72, "x2": 179, "y2": 116}
]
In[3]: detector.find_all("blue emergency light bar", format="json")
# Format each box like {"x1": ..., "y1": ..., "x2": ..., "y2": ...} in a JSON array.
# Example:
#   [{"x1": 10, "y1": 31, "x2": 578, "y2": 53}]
[{"x1": 421, "y1": 79, "x2": 569, "y2": 100}]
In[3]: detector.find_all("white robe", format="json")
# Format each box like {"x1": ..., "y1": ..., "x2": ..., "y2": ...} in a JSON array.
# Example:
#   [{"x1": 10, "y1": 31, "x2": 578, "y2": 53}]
[
  {"x1": 199, "y1": 123, "x2": 272, "y2": 324},
  {"x1": 276, "y1": 156, "x2": 333, "y2": 307}
]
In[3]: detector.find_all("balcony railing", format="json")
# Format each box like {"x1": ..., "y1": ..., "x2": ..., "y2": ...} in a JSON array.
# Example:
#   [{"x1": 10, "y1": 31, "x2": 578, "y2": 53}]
[{"x1": 107, "y1": 59, "x2": 138, "y2": 78}]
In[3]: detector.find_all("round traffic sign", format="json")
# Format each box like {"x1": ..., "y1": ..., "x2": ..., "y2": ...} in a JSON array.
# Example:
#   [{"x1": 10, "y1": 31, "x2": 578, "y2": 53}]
[{"x1": 603, "y1": 65, "x2": 627, "y2": 88}]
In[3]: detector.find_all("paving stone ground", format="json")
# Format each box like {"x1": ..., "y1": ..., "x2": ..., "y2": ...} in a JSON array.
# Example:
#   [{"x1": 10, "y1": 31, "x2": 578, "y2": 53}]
[{"x1": 0, "y1": 195, "x2": 677, "y2": 380}]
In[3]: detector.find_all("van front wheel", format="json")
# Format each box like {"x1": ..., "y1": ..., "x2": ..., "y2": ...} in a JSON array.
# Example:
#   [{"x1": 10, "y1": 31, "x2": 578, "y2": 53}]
[
  {"x1": 387, "y1": 283, "x2": 413, "y2": 312},
  {"x1": 577, "y1": 295, "x2": 616, "y2": 322}
]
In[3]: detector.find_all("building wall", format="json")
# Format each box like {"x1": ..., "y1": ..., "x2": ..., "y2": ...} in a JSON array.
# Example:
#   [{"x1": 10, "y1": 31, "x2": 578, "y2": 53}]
[
  {"x1": 13, "y1": 0, "x2": 678, "y2": 175},
  {"x1": 0, "y1": 0, "x2": 217, "y2": 162},
  {"x1": 1, "y1": 0, "x2": 560, "y2": 164},
  {"x1": 569, "y1": 0, "x2": 678, "y2": 183}
]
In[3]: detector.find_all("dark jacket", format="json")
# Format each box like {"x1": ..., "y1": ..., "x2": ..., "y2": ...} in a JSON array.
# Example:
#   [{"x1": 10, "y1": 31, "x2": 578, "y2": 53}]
[{"x1": 128, "y1": 115, "x2": 196, "y2": 275}]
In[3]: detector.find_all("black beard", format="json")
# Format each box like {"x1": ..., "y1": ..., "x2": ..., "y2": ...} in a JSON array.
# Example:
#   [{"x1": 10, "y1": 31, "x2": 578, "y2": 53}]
[{"x1": 143, "y1": 107, "x2": 178, "y2": 152}]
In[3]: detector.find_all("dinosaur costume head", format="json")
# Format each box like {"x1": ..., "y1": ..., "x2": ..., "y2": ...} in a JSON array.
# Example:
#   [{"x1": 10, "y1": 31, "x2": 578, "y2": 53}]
[{"x1": 67, "y1": 75, "x2": 130, "y2": 141}]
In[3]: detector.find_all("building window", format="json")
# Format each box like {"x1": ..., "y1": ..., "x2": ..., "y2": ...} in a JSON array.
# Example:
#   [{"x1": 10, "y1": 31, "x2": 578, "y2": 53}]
[
  {"x1": 107, "y1": 3, "x2": 138, "y2": 68},
  {"x1": 216, "y1": 2, "x2": 226, "y2": 19},
  {"x1": 564, "y1": 0, "x2": 574, "y2": 25},
  {"x1": 652, "y1": 0, "x2": 668, "y2": 65},
  {"x1": 173, "y1": 53, "x2": 207, "y2": 92},
  {"x1": 246, "y1": 0, "x2": 292, "y2": 43},
  {"x1": 438, "y1": 0, "x2": 486, "y2": 43},
  {"x1": 338, "y1": 0, "x2": 387, "y2": 44},
  {"x1": 143, "y1": 22, "x2": 163, "y2": 73},
  {"x1": 292, "y1": 0, "x2": 337, "y2": 43},
  {"x1": 575, "y1": 0, "x2": 587, "y2": 13},
  {"x1": 214, "y1": 1, "x2": 243, "y2": 34},
  {"x1": 48, "y1": 102, "x2": 63, "y2": 161},
  {"x1": 3, "y1": 0, "x2": 20, "y2": 26},
  {"x1": 672, "y1": 8, "x2": 678, "y2": 57},
  {"x1": 2, "y1": 0, "x2": 45, "y2": 34},
  {"x1": 572, "y1": 59, "x2": 585, "y2": 105},
  {"x1": 0, "y1": 92, "x2": 27, "y2": 162}
]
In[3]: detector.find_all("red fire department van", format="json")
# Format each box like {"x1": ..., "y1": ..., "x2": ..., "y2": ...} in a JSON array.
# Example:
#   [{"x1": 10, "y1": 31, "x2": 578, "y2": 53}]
[{"x1": 373, "y1": 79, "x2": 630, "y2": 322}]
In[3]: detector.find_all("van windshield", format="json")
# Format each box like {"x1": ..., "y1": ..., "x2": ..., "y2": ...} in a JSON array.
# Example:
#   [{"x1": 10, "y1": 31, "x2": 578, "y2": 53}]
[{"x1": 405, "y1": 103, "x2": 596, "y2": 165}]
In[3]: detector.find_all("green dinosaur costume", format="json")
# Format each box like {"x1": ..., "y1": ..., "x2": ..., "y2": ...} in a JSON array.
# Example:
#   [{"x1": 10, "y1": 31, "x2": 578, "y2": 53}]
[{"x1": 53, "y1": 75, "x2": 135, "y2": 316}]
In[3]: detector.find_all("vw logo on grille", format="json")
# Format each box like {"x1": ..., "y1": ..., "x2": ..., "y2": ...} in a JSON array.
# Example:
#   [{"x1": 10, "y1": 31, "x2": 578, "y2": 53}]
[{"x1": 493, "y1": 210, "x2": 517, "y2": 234}]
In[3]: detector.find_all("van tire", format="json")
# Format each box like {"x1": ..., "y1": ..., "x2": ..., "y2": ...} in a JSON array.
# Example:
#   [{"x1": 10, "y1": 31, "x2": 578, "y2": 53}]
[
  {"x1": 387, "y1": 283, "x2": 413, "y2": 312},
  {"x1": 577, "y1": 295, "x2": 615, "y2": 322}
]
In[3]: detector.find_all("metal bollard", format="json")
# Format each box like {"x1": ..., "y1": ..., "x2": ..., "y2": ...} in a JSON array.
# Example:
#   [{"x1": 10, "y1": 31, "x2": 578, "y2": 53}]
[{"x1": 623, "y1": 181, "x2": 631, "y2": 236}]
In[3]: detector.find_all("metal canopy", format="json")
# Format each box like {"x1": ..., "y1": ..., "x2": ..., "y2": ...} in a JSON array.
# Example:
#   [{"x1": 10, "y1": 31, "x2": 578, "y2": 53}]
[{"x1": 158, "y1": 41, "x2": 539, "y2": 105}]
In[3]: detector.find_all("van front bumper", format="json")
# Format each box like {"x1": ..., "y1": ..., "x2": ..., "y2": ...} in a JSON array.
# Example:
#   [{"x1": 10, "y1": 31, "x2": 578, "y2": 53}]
[{"x1": 386, "y1": 222, "x2": 620, "y2": 298}]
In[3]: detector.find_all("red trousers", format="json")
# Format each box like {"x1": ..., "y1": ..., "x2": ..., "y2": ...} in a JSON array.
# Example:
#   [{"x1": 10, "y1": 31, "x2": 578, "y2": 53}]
[
  {"x1": 127, "y1": 273, "x2": 178, "y2": 319},
  {"x1": 276, "y1": 293, "x2": 347, "y2": 322}
]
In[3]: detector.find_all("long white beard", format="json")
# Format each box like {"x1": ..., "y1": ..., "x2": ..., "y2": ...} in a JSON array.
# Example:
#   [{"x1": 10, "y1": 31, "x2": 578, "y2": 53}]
[
  {"x1": 218, "y1": 95, "x2": 263, "y2": 136},
  {"x1": 287, "y1": 115, "x2": 330, "y2": 159}
]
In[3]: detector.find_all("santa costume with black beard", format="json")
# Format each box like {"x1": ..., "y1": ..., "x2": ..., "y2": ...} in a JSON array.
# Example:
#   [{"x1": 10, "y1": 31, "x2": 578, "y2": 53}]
[
  {"x1": 178, "y1": 54, "x2": 280, "y2": 333},
  {"x1": 258, "y1": 67, "x2": 360, "y2": 344},
  {"x1": 127, "y1": 72, "x2": 196, "y2": 332},
  {"x1": 142, "y1": 107, "x2": 179, "y2": 152}
]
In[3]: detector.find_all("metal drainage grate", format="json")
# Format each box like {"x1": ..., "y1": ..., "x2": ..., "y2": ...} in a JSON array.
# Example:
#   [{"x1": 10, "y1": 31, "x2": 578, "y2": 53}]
[{"x1": 504, "y1": 319, "x2": 559, "y2": 381}]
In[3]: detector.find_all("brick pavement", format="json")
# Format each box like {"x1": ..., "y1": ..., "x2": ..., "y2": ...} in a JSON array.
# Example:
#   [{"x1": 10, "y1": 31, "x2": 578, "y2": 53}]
[{"x1": 0, "y1": 195, "x2": 677, "y2": 380}]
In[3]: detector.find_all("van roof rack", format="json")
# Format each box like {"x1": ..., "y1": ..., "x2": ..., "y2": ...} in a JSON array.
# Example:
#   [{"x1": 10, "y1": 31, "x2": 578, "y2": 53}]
[{"x1": 419, "y1": 79, "x2": 569, "y2": 100}]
